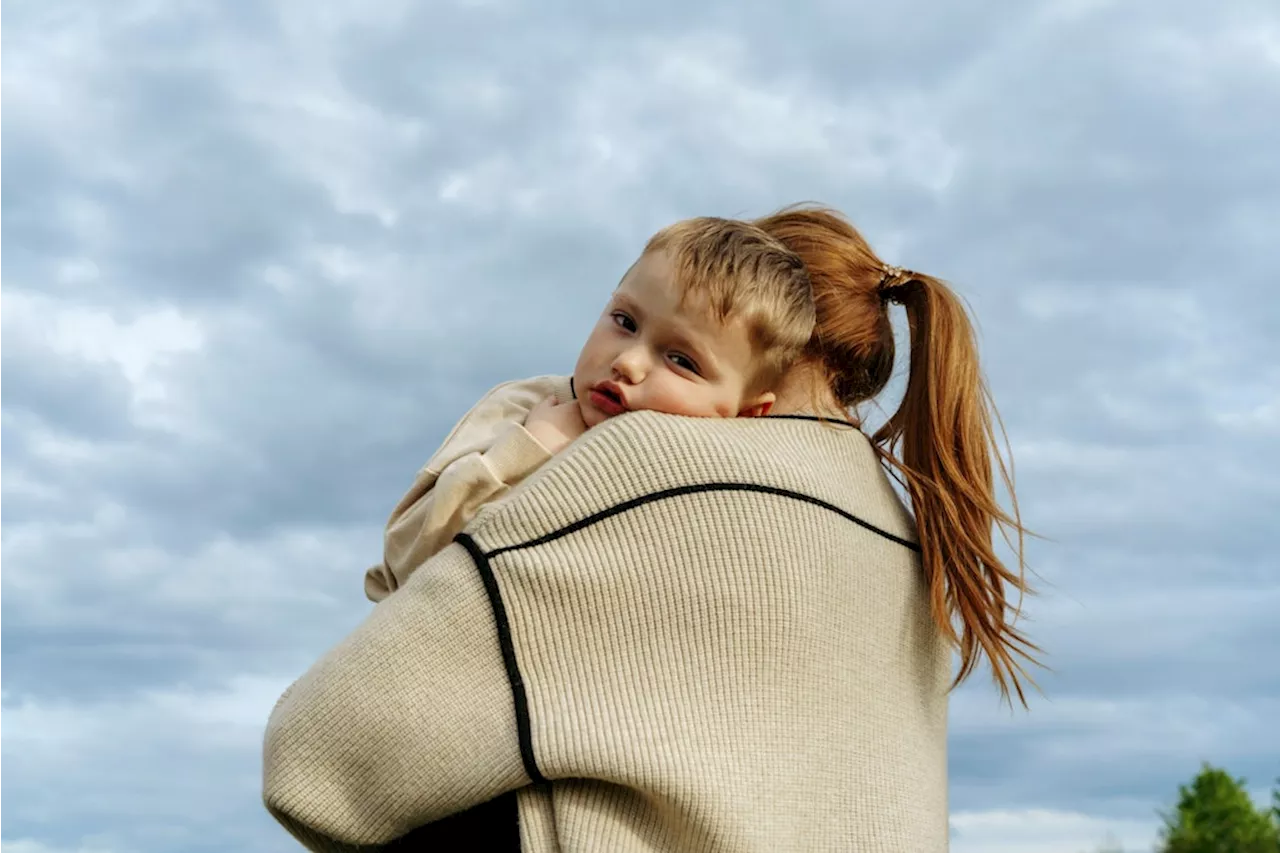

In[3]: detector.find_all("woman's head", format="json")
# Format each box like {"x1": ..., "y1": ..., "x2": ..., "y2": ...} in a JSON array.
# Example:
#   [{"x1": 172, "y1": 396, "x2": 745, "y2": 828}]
[
  {"x1": 751, "y1": 207, "x2": 897, "y2": 407},
  {"x1": 755, "y1": 204, "x2": 1042, "y2": 707}
]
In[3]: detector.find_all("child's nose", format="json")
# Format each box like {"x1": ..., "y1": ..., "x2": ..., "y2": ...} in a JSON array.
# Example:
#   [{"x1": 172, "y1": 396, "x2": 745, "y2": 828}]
[{"x1": 611, "y1": 347, "x2": 647, "y2": 382}]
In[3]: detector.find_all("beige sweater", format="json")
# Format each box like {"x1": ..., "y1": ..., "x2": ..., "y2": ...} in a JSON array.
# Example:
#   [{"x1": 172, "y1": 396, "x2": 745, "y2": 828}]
[{"x1": 263, "y1": 385, "x2": 951, "y2": 852}]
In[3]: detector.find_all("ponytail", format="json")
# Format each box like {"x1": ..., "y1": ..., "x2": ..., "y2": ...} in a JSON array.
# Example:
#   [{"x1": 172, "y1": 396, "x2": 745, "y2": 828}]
[
  {"x1": 755, "y1": 205, "x2": 1042, "y2": 707},
  {"x1": 873, "y1": 272, "x2": 1041, "y2": 707}
]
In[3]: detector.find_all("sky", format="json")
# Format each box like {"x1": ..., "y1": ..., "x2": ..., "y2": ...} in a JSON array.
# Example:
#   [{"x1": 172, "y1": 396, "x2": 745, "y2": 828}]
[{"x1": 1, "y1": 1, "x2": 1277, "y2": 851}]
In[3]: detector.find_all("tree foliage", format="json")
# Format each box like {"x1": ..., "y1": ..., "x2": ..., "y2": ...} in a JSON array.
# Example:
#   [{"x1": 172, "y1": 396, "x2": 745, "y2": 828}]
[{"x1": 1157, "y1": 763, "x2": 1280, "y2": 853}]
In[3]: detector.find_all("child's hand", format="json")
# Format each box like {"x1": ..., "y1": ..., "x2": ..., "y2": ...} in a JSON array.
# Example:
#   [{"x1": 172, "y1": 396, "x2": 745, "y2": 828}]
[{"x1": 524, "y1": 396, "x2": 589, "y2": 456}]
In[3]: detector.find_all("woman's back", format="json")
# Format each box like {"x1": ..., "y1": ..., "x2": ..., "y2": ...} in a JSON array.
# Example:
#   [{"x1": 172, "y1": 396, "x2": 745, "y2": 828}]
[
  {"x1": 263, "y1": 407, "x2": 950, "y2": 852},
  {"x1": 490, "y1": 408, "x2": 950, "y2": 851}
]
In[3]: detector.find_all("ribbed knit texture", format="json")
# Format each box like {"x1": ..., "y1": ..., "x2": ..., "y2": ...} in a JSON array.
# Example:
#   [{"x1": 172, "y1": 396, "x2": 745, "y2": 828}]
[{"x1": 264, "y1": 400, "x2": 951, "y2": 852}]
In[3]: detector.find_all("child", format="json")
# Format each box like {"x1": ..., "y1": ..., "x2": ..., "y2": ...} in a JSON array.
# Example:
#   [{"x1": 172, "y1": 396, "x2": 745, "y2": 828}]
[{"x1": 364, "y1": 217, "x2": 816, "y2": 601}]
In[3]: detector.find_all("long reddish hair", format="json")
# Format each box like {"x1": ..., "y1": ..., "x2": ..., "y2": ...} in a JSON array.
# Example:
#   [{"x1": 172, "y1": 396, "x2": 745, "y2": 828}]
[{"x1": 755, "y1": 204, "x2": 1041, "y2": 706}]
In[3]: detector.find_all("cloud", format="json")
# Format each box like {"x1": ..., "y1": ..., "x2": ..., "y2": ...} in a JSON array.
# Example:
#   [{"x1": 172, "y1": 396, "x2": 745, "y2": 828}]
[
  {"x1": 2, "y1": 842, "x2": 122, "y2": 853},
  {"x1": 2, "y1": 677, "x2": 289, "y2": 853},
  {"x1": 950, "y1": 808, "x2": 1160, "y2": 853},
  {"x1": 3, "y1": 0, "x2": 1277, "y2": 850}
]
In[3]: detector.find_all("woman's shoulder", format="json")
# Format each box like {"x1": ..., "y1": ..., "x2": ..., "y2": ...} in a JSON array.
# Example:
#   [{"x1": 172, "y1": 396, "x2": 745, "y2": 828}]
[
  {"x1": 584, "y1": 409, "x2": 872, "y2": 471},
  {"x1": 466, "y1": 407, "x2": 920, "y2": 580},
  {"x1": 511, "y1": 409, "x2": 915, "y2": 543}
]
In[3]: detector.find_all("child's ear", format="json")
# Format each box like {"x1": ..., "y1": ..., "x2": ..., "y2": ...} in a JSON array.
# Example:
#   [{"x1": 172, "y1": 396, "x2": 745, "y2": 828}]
[{"x1": 738, "y1": 392, "x2": 776, "y2": 418}]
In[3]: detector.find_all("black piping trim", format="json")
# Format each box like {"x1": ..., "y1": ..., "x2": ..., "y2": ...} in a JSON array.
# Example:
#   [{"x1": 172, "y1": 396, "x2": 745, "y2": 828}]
[
  {"x1": 455, "y1": 532, "x2": 548, "y2": 786},
  {"x1": 484, "y1": 482, "x2": 921, "y2": 559},
  {"x1": 761, "y1": 413, "x2": 858, "y2": 428}
]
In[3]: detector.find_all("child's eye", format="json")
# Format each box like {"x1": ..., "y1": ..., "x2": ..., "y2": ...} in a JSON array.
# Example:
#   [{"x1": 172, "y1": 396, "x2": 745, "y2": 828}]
[
  {"x1": 611, "y1": 312, "x2": 637, "y2": 332},
  {"x1": 668, "y1": 353, "x2": 700, "y2": 374}
]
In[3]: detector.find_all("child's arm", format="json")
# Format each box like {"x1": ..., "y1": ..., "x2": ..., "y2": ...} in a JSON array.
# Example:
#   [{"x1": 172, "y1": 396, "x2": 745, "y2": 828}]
[
  {"x1": 364, "y1": 422, "x2": 551, "y2": 601},
  {"x1": 363, "y1": 376, "x2": 572, "y2": 602}
]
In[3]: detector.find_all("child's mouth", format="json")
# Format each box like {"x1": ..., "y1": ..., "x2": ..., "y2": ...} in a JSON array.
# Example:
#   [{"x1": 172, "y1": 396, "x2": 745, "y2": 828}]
[{"x1": 590, "y1": 386, "x2": 628, "y2": 416}]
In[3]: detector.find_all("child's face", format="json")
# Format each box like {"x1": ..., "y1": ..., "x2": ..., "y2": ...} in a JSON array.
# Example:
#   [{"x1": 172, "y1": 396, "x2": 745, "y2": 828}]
[{"x1": 572, "y1": 250, "x2": 776, "y2": 429}]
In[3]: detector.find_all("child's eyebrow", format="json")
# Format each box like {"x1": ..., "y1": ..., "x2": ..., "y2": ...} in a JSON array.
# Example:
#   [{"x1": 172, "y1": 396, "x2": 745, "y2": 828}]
[
  {"x1": 669, "y1": 328, "x2": 721, "y2": 376},
  {"x1": 611, "y1": 293, "x2": 644, "y2": 318}
]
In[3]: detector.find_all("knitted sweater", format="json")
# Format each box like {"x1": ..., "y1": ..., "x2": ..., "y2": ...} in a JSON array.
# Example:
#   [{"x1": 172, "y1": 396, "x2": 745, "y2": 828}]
[{"x1": 262, "y1": 393, "x2": 951, "y2": 852}]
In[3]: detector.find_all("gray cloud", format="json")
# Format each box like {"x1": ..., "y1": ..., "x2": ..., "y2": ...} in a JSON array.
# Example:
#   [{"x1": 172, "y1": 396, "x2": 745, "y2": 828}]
[{"x1": 3, "y1": 0, "x2": 1278, "y2": 851}]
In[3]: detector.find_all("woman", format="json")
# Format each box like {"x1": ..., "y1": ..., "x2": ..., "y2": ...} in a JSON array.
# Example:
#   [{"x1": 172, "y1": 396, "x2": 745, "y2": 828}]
[{"x1": 261, "y1": 205, "x2": 1037, "y2": 852}]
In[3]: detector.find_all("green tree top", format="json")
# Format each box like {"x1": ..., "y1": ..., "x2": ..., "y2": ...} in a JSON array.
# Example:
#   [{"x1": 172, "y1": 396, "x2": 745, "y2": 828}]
[{"x1": 1158, "y1": 763, "x2": 1279, "y2": 853}]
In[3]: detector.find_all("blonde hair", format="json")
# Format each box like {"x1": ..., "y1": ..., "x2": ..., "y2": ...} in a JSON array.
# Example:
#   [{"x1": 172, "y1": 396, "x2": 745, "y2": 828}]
[
  {"x1": 754, "y1": 204, "x2": 1042, "y2": 708},
  {"x1": 644, "y1": 217, "x2": 815, "y2": 391}
]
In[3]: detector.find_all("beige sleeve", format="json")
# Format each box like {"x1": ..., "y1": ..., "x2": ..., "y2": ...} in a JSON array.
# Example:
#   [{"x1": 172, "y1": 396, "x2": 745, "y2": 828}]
[
  {"x1": 265, "y1": 542, "x2": 531, "y2": 851},
  {"x1": 364, "y1": 422, "x2": 552, "y2": 602}
]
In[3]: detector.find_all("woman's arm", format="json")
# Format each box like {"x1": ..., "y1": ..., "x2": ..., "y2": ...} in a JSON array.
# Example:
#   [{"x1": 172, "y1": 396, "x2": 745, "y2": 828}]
[
  {"x1": 264, "y1": 410, "x2": 891, "y2": 851},
  {"x1": 267, "y1": 541, "x2": 531, "y2": 851},
  {"x1": 267, "y1": 412, "x2": 684, "y2": 850}
]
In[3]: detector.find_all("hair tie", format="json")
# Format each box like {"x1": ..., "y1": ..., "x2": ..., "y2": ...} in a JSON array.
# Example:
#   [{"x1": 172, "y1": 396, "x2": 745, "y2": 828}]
[{"x1": 878, "y1": 265, "x2": 910, "y2": 305}]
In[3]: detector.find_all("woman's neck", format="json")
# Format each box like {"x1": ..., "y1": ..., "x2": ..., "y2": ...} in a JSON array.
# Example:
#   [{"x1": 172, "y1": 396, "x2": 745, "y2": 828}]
[{"x1": 770, "y1": 360, "x2": 848, "y2": 420}]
